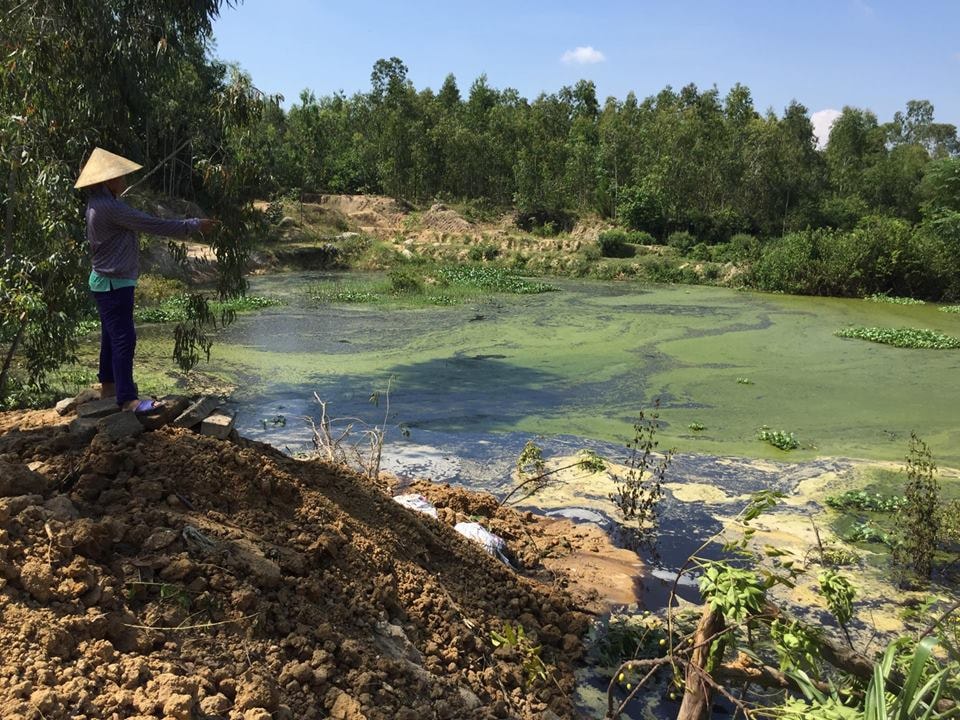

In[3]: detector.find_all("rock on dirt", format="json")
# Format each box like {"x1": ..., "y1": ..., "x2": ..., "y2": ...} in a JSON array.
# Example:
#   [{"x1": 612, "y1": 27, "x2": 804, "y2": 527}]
[{"x1": 0, "y1": 408, "x2": 603, "y2": 719}]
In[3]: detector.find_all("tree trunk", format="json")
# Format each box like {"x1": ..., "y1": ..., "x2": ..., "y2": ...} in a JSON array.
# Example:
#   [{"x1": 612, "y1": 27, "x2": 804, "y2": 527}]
[
  {"x1": 5, "y1": 148, "x2": 18, "y2": 259},
  {"x1": 0, "y1": 311, "x2": 27, "y2": 400},
  {"x1": 677, "y1": 605, "x2": 726, "y2": 720}
]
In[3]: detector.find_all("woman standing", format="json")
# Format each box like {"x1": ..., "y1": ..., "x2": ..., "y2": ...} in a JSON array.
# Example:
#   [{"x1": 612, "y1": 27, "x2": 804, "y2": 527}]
[{"x1": 75, "y1": 147, "x2": 216, "y2": 415}]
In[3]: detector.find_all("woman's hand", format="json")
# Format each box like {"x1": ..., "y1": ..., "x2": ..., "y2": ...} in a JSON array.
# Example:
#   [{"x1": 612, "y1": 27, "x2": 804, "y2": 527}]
[{"x1": 197, "y1": 218, "x2": 219, "y2": 234}]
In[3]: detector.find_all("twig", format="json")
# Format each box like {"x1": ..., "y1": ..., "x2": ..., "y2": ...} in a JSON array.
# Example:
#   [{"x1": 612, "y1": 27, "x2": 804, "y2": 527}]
[
  {"x1": 809, "y1": 514, "x2": 825, "y2": 565},
  {"x1": 121, "y1": 137, "x2": 193, "y2": 197},
  {"x1": 123, "y1": 611, "x2": 260, "y2": 631},
  {"x1": 919, "y1": 598, "x2": 960, "y2": 641}
]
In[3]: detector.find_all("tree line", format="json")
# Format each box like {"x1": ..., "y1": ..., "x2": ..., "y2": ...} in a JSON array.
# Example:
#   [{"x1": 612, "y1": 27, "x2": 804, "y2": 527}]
[{"x1": 247, "y1": 57, "x2": 958, "y2": 243}]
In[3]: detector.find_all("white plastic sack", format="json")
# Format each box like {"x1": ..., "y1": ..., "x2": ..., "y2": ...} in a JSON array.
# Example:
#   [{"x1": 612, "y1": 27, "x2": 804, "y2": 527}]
[
  {"x1": 392, "y1": 493, "x2": 438, "y2": 519},
  {"x1": 454, "y1": 521, "x2": 512, "y2": 567}
]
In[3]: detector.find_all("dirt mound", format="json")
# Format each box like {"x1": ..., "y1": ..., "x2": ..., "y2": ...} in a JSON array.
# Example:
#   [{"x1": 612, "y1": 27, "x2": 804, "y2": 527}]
[
  {"x1": 301, "y1": 195, "x2": 408, "y2": 237},
  {"x1": 419, "y1": 203, "x2": 475, "y2": 236},
  {"x1": 0, "y1": 411, "x2": 599, "y2": 719}
]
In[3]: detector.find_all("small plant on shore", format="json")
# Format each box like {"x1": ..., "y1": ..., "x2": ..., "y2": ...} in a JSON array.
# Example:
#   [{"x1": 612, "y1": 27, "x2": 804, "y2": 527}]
[
  {"x1": 836, "y1": 326, "x2": 960, "y2": 349},
  {"x1": 500, "y1": 443, "x2": 605, "y2": 507},
  {"x1": 757, "y1": 426, "x2": 800, "y2": 450},
  {"x1": 610, "y1": 401, "x2": 674, "y2": 539},
  {"x1": 818, "y1": 569, "x2": 856, "y2": 645},
  {"x1": 490, "y1": 622, "x2": 549, "y2": 686},
  {"x1": 604, "y1": 480, "x2": 960, "y2": 720},
  {"x1": 307, "y1": 379, "x2": 397, "y2": 482},
  {"x1": 893, "y1": 433, "x2": 941, "y2": 580}
]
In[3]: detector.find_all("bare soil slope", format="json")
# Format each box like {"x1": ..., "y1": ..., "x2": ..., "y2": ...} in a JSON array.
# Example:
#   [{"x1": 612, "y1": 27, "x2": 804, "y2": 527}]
[{"x1": 0, "y1": 411, "x2": 599, "y2": 720}]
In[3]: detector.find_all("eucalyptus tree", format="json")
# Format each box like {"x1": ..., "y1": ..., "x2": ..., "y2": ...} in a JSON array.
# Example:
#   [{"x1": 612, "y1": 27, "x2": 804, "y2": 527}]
[{"x1": 1, "y1": 0, "x2": 276, "y2": 401}]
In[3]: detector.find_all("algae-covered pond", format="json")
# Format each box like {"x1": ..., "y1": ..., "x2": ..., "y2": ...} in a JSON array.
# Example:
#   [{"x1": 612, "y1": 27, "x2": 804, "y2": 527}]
[
  {"x1": 118, "y1": 271, "x2": 958, "y2": 718},
  {"x1": 132, "y1": 271, "x2": 959, "y2": 467}
]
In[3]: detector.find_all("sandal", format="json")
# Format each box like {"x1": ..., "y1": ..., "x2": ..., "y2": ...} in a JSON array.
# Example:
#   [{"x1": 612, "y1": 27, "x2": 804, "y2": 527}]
[{"x1": 127, "y1": 398, "x2": 165, "y2": 416}]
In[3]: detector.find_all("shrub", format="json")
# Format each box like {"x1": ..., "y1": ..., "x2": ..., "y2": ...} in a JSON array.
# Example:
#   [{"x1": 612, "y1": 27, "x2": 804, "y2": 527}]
[
  {"x1": 388, "y1": 268, "x2": 423, "y2": 294},
  {"x1": 597, "y1": 230, "x2": 635, "y2": 258},
  {"x1": 688, "y1": 243, "x2": 712, "y2": 261},
  {"x1": 136, "y1": 274, "x2": 187, "y2": 307},
  {"x1": 893, "y1": 434, "x2": 940, "y2": 579},
  {"x1": 666, "y1": 230, "x2": 697, "y2": 255},
  {"x1": 616, "y1": 184, "x2": 665, "y2": 235},
  {"x1": 724, "y1": 233, "x2": 761, "y2": 263},
  {"x1": 581, "y1": 244, "x2": 602, "y2": 262},
  {"x1": 467, "y1": 244, "x2": 500, "y2": 262}
]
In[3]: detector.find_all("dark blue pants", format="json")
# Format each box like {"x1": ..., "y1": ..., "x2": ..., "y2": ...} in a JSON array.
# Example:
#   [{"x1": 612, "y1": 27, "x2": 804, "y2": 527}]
[{"x1": 91, "y1": 286, "x2": 137, "y2": 406}]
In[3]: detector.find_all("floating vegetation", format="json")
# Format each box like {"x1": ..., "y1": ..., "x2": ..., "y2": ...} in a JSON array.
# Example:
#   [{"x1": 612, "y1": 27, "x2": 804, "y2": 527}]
[
  {"x1": 757, "y1": 426, "x2": 799, "y2": 451},
  {"x1": 825, "y1": 490, "x2": 907, "y2": 513},
  {"x1": 311, "y1": 287, "x2": 378, "y2": 304},
  {"x1": 835, "y1": 326, "x2": 960, "y2": 349},
  {"x1": 434, "y1": 265, "x2": 557, "y2": 294},
  {"x1": 261, "y1": 414, "x2": 287, "y2": 430},
  {"x1": 736, "y1": 377, "x2": 753, "y2": 385},
  {"x1": 864, "y1": 293, "x2": 925, "y2": 305},
  {"x1": 940, "y1": 305, "x2": 960, "y2": 314},
  {"x1": 845, "y1": 520, "x2": 894, "y2": 546},
  {"x1": 136, "y1": 295, "x2": 284, "y2": 323},
  {"x1": 688, "y1": 422, "x2": 705, "y2": 432},
  {"x1": 310, "y1": 265, "x2": 556, "y2": 306}
]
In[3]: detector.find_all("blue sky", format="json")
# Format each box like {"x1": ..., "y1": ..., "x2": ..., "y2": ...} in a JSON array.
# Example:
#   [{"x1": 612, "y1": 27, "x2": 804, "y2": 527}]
[{"x1": 211, "y1": 0, "x2": 960, "y2": 139}]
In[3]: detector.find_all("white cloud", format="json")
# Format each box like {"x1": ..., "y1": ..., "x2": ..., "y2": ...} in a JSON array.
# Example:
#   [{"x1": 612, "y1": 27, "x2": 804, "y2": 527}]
[
  {"x1": 811, "y1": 108, "x2": 842, "y2": 149},
  {"x1": 561, "y1": 46, "x2": 606, "y2": 65}
]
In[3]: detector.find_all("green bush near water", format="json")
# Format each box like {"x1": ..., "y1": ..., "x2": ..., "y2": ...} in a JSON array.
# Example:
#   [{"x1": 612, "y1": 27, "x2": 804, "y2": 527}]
[
  {"x1": 835, "y1": 326, "x2": 960, "y2": 349},
  {"x1": 940, "y1": 305, "x2": 960, "y2": 313},
  {"x1": 751, "y1": 216, "x2": 956, "y2": 300}
]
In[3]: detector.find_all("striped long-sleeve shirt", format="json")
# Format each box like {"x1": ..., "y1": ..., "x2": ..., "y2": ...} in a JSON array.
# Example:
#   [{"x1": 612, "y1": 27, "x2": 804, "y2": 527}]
[{"x1": 85, "y1": 185, "x2": 200, "y2": 281}]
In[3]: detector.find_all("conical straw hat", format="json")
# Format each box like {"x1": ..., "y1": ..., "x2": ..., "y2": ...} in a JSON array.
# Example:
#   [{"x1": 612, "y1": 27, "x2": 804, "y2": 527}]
[{"x1": 74, "y1": 147, "x2": 142, "y2": 189}]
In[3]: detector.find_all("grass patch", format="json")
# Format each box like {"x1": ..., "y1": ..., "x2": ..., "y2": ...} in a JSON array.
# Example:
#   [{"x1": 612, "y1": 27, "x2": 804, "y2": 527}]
[
  {"x1": 135, "y1": 295, "x2": 284, "y2": 324},
  {"x1": 308, "y1": 265, "x2": 557, "y2": 307},
  {"x1": 863, "y1": 293, "x2": 925, "y2": 305},
  {"x1": 940, "y1": 305, "x2": 960, "y2": 314},
  {"x1": 835, "y1": 326, "x2": 960, "y2": 349}
]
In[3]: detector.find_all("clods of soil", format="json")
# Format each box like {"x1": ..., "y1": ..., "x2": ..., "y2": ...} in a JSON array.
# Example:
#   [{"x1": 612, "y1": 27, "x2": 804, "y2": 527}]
[{"x1": 0, "y1": 409, "x2": 634, "y2": 719}]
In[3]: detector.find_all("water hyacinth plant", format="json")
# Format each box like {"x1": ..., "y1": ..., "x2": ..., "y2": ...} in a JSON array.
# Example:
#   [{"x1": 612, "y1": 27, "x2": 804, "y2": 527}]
[
  {"x1": 757, "y1": 426, "x2": 800, "y2": 450},
  {"x1": 864, "y1": 293, "x2": 925, "y2": 305},
  {"x1": 835, "y1": 326, "x2": 960, "y2": 349},
  {"x1": 825, "y1": 490, "x2": 907, "y2": 513}
]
